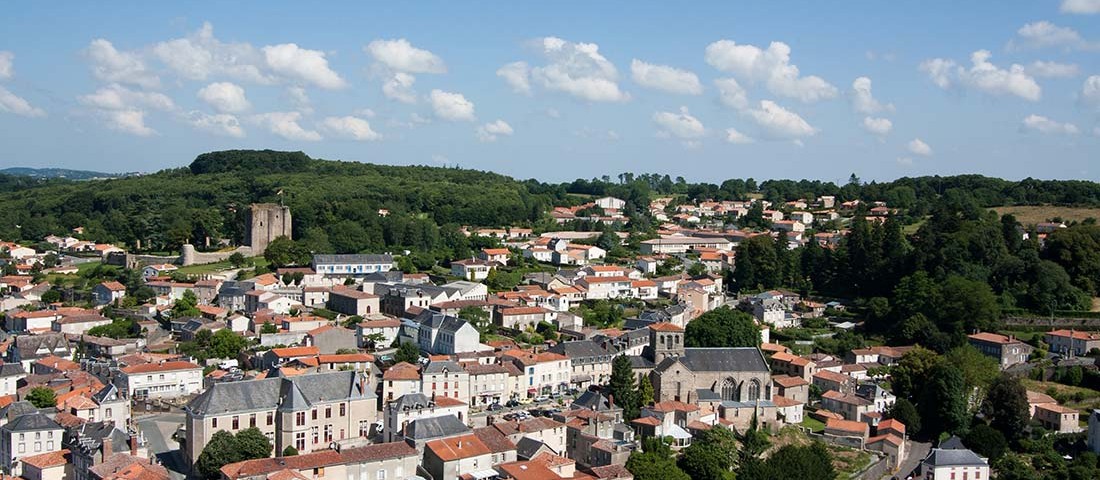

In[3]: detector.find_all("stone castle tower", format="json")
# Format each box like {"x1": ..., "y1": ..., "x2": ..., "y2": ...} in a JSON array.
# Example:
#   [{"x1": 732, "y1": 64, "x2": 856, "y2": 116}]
[{"x1": 245, "y1": 203, "x2": 292, "y2": 256}]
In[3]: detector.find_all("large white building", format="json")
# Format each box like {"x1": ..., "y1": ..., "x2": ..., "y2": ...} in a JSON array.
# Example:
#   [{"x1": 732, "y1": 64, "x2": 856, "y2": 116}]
[
  {"x1": 116, "y1": 361, "x2": 203, "y2": 400},
  {"x1": 312, "y1": 254, "x2": 394, "y2": 277}
]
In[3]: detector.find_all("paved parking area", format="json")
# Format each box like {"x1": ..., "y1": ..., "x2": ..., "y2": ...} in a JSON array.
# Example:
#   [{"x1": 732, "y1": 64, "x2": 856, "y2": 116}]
[{"x1": 136, "y1": 412, "x2": 187, "y2": 480}]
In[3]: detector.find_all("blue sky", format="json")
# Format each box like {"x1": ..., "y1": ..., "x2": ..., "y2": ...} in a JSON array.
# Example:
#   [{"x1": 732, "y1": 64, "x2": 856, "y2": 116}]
[{"x1": 0, "y1": 1, "x2": 1098, "y2": 183}]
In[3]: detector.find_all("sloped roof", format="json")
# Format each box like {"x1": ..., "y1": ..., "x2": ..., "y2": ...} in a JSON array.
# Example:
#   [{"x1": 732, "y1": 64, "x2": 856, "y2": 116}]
[
  {"x1": 187, "y1": 371, "x2": 373, "y2": 416},
  {"x1": 924, "y1": 448, "x2": 988, "y2": 467}
]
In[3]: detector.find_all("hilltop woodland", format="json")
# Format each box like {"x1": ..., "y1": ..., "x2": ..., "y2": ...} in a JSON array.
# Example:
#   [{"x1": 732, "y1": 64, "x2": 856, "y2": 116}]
[{"x1": 2, "y1": 150, "x2": 1100, "y2": 343}]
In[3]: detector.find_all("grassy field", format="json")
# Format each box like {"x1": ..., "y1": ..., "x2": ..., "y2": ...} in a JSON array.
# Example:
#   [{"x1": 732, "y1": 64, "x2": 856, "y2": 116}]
[
  {"x1": 800, "y1": 416, "x2": 826, "y2": 433},
  {"x1": 176, "y1": 256, "x2": 269, "y2": 275},
  {"x1": 1021, "y1": 379, "x2": 1100, "y2": 425},
  {"x1": 991, "y1": 205, "x2": 1100, "y2": 226}
]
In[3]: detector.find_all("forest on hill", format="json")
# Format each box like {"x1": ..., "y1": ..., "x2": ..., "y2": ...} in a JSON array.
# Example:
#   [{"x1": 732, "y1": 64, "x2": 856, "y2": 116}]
[{"x1": 2, "y1": 149, "x2": 1100, "y2": 266}]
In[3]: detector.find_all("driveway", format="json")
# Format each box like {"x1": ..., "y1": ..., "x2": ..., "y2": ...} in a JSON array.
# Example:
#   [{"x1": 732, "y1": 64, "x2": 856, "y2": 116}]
[
  {"x1": 136, "y1": 412, "x2": 187, "y2": 480},
  {"x1": 888, "y1": 440, "x2": 931, "y2": 480}
]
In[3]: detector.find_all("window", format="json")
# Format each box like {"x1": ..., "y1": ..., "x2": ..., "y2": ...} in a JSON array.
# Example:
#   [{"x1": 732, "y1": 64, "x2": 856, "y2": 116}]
[
  {"x1": 377, "y1": 469, "x2": 387, "y2": 480},
  {"x1": 721, "y1": 378, "x2": 736, "y2": 401},
  {"x1": 339, "y1": 403, "x2": 346, "y2": 416},
  {"x1": 212, "y1": 418, "x2": 218, "y2": 428},
  {"x1": 46, "y1": 441, "x2": 53, "y2": 450},
  {"x1": 249, "y1": 414, "x2": 256, "y2": 428},
  {"x1": 312, "y1": 426, "x2": 319, "y2": 444},
  {"x1": 18, "y1": 444, "x2": 24, "y2": 454},
  {"x1": 267, "y1": 412, "x2": 274, "y2": 426},
  {"x1": 34, "y1": 441, "x2": 41, "y2": 452},
  {"x1": 312, "y1": 409, "x2": 318, "y2": 420},
  {"x1": 324, "y1": 425, "x2": 333, "y2": 443},
  {"x1": 106, "y1": 408, "x2": 113, "y2": 418},
  {"x1": 747, "y1": 380, "x2": 761, "y2": 401},
  {"x1": 232, "y1": 416, "x2": 239, "y2": 429},
  {"x1": 296, "y1": 412, "x2": 306, "y2": 426},
  {"x1": 325, "y1": 406, "x2": 332, "y2": 419},
  {"x1": 295, "y1": 432, "x2": 306, "y2": 450}
]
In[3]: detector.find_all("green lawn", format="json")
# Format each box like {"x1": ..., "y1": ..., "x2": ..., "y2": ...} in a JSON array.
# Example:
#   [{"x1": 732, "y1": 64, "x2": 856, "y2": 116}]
[
  {"x1": 801, "y1": 416, "x2": 826, "y2": 433},
  {"x1": 176, "y1": 256, "x2": 269, "y2": 275}
]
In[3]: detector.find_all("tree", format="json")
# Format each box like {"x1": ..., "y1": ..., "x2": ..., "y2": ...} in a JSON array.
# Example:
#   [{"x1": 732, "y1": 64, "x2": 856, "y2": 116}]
[
  {"x1": 945, "y1": 345, "x2": 1000, "y2": 410},
  {"x1": 885, "y1": 398, "x2": 921, "y2": 436},
  {"x1": 982, "y1": 375, "x2": 1029, "y2": 442},
  {"x1": 679, "y1": 428, "x2": 737, "y2": 480},
  {"x1": 741, "y1": 442, "x2": 836, "y2": 480},
  {"x1": 40, "y1": 289, "x2": 61, "y2": 303},
  {"x1": 234, "y1": 427, "x2": 273, "y2": 459},
  {"x1": 207, "y1": 329, "x2": 250, "y2": 360},
  {"x1": 195, "y1": 428, "x2": 273, "y2": 480},
  {"x1": 687, "y1": 262, "x2": 707, "y2": 277},
  {"x1": 458, "y1": 306, "x2": 492, "y2": 337},
  {"x1": 733, "y1": 235, "x2": 782, "y2": 290},
  {"x1": 26, "y1": 386, "x2": 56, "y2": 408},
  {"x1": 684, "y1": 306, "x2": 760, "y2": 348},
  {"x1": 261, "y1": 322, "x2": 277, "y2": 334},
  {"x1": 394, "y1": 342, "x2": 420, "y2": 365},
  {"x1": 172, "y1": 289, "x2": 201, "y2": 318},
  {"x1": 609, "y1": 355, "x2": 639, "y2": 420},
  {"x1": 963, "y1": 423, "x2": 1008, "y2": 460},
  {"x1": 920, "y1": 362, "x2": 969, "y2": 437},
  {"x1": 282, "y1": 446, "x2": 299, "y2": 456},
  {"x1": 890, "y1": 346, "x2": 942, "y2": 401},
  {"x1": 626, "y1": 437, "x2": 690, "y2": 480},
  {"x1": 637, "y1": 374, "x2": 655, "y2": 407},
  {"x1": 228, "y1": 252, "x2": 246, "y2": 268},
  {"x1": 264, "y1": 236, "x2": 310, "y2": 268}
]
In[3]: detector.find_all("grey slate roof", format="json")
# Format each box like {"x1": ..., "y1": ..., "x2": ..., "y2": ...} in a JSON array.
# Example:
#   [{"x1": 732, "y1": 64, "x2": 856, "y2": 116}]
[
  {"x1": 516, "y1": 436, "x2": 551, "y2": 459},
  {"x1": 939, "y1": 435, "x2": 966, "y2": 450},
  {"x1": 626, "y1": 356, "x2": 654, "y2": 369},
  {"x1": 187, "y1": 370, "x2": 374, "y2": 416},
  {"x1": 571, "y1": 390, "x2": 613, "y2": 411},
  {"x1": 405, "y1": 415, "x2": 470, "y2": 441},
  {"x1": 696, "y1": 389, "x2": 722, "y2": 402},
  {"x1": 413, "y1": 310, "x2": 469, "y2": 335},
  {"x1": 390, "y1": 393, "x2": 434, "y2": 410},
  {"x1": 924, "y1": 448, "x2": 988, "y2": 467},
  {"x1": 720, "y1": 400, "x2": 776, "y2": 409},
  {"x1": 423, "y1": 361, "x2": 464, "y2": 375},
  {"x1": 0, "y1": 363, "x2": 26, "y2": 377},
  {"x1": 68, "y1": 421, "x2": 131, "y2": 455},
  {"x1": 313, "y1": 254, "x2": 394, "y2": 265},
  {"x1": 547, "y1": 340, "x2": 611, "y2": 361},
  {"x1": 3, "y1": 412, "x2": 61, "y2": 432},
  {"x1": 657, "y1": 347, "x2": 769, "y2": 374}
]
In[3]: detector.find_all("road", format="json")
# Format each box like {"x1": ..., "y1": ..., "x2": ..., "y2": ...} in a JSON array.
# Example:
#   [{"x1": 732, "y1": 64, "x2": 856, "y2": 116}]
[
  {"x1": 887, "y1": 440, "x2": 931, "y2": 480},
  {"x1": 136, "y1": 412, "x2": 188, "y2": 480}
]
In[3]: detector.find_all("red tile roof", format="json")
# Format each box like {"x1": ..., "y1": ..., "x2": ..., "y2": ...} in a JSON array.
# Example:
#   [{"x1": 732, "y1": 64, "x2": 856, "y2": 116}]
[{"x1": 426, "y1": 434, "x2": 491, "y2": 461}]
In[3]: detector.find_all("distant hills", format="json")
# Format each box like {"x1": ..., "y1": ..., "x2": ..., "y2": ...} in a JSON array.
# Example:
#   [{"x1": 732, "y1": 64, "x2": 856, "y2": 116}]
[{"x1": 0, "y1": 167, "x2": 133, "y2": 180}]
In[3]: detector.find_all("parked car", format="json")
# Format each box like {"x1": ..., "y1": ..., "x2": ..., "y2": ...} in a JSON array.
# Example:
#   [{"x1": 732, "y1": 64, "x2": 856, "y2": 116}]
[
  {"x1": 534, "y1": 395, "x2": 550, "y2": 403},
  {"x1": 487, "y1": 403, "x2": 503, "y2": 411},
  {"x1": 506, "y1": 399, "x2": 520, "y2": 408}
]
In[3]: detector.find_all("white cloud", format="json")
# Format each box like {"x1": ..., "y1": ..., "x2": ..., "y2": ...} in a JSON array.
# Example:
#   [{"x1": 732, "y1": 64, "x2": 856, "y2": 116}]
[
  {"x1": 1082, "y1": 75, "x2": 1100, "y2": 107},
  {"x1": 429, "y1": 89, "x2": 475, "y2": 121},
  {"x1": 920, "y1": 50, "x2": 1041, "y2": 101},
  {"x1": 85, "y1": 39, "x2": 159, "y2": 89},
  {"x1": 653, "y1": 106, "x2": 706, "y2": 142},
  {"x1": 322, "y1": 116, "x2": 382, "y2": 141},
  {"x1": 745, "y1": 100, "x2": 817, "y2": 139},
  {"x1": 1012, "y1": 21, "x2": 1098, "y2": 50},
  {"x1": 1062, "y1": 0, "x2": 1100, "y2": 13},
  {"x1": 497, "y1": 61, "x2": 531, "y2": 94},
  {"x1": 715, "y1": 78, "x2": 749, "y2": 110},
  {"x1": 0, "y1": 51, "x2": 12, "y2": 80},
  {"x1": 1026, "y1": 61, "x2": 1080, "y2": 78},
  {"x1": 630, "y1": 59, "x2": 702, "y2": 95},
  {"x1": 79, "y1": 84, "x2": 175, "y2": 111},
  {"x1": 907, "y1": 138, "x2": 933, "y2": 156},
  {"x1": 476, "y1": 119, "x2": 514, "y2": 142},
  {"x1": 0, "y1": 86, "x2": 46, "y2": 118},
  {"x1": 251, "y1": 111, "x2": 322, "y2": 141},
  {"x1": 104, "y1": 110, "x2": 156, "y2": 136},
  {"x1": 262, "y1": 44, "x2": 346, "y2": 90},
  {"x1": 284, "y1": 85, "x2": 313, "y2": 114},
  {"x1": 526, "y1": 37, "x2": 629, "y2": 102},
  {"x1": 197, "y1": 82, "x2": 250, "y2": 113},
  {"x1": 151, "y1": 22, "x2": 272, "y2": 84},
  {"x1": 851, "y1": 77, "x2": 893, "y2": 114},
  {"x1": 1021, "y1": 114, "x2": 1080, "y2": 135},
  {"x1": 365, "y1": 39, "x2": 445, "y2": 74},
  {"x1": 724, "y1": 127, "x2": 754, "y2": 144},
  {"x1": 187, "y1": 111, "x2": 245, "y2": 137},
  {"x1": 862, "y1": 116, "x2": 893, "y2": 136},
  {"x1": 704, "y1": 40, "x2": 837, "y2": 103},
  {"x1": 382, "y1": 72, "x2": 417, "y2": 103}
]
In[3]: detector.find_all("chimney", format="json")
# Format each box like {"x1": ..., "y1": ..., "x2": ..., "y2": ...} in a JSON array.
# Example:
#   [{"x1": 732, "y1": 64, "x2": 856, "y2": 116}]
[
  {"x1": 102, "y1": 437, "x2": 113, "y2": 458},
  {"x1": 130, "y1": 434, "x2": 139, "y2": 456}
]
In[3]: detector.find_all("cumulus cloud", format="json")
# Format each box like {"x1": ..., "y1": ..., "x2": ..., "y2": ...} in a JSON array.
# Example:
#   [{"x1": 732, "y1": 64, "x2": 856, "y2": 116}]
[
  {"x1": 630, "y1": 59, "x2": 702, "y2": 95},
  {"x1": 151, "y1": 22, "x2": 272, "y2": 84},
  {"x1": 85, "y1": 39, "x2": 159, "y2": 89},
  {"x1": 186, "y1": 112, "x2": 245, "y2": 137},
  {"x1": 704, "y1": 40, "x2": 837, "y2": 103},
  {"x1": 520, "y1": 37, "x2": 629, "y2": 102},
  {"x1": 907, "y1": 138, "x2": 933, "y2": 156},
  {"x1": 0, "y1": 51, "x2": 12, "y2": 80},
  {"x1": 476, "y1": 120, "x2": 514, "y2": 142},
  {"x1": 262, "y1": 44, "x2": 346, "y2": 90},
  {"x1": 851, "y1": 77, "x2": 893, "y2": 114},
  {"x1": 0, "y1": 86, "x2": 46, "y2": 118},
  {"x1": 715, "y1": 78, "x2": 749, "y2": 110},
  {"x1": 1082, "y1": 75, "x2": 1100, "y2": 108},
  {"x1": 322, "y1": 116, "x2": 382, "y2": 141},
  {"x1": 1021, "y1": 114, "x2": 1079, "y2": 135},
  {"x1": 251, "y1": 111, "x2": 322, "y2": 141},
  {"x1": 724, "y1": 127, "x2": 754, "y2": 144},
  {"x1": 429, "y1": 89, "x2": 475, "y2": 121},
  {"x1": 1011, "y1": 21, "x2": 1098, "y2": 51},
  {"x1": 1026, "y1": 61, "x2": 1080, "y2": 78},
  {"x1": 862, "y1": 116, "x2": 893, "y2": 136},
  {"x1": 497, "y1": 61, "x2": 531, "y2": 95},
  {"x1": 382, "y1": 72, "x2": 417, "y2": 104},
  {"x1": 79, "y1": 84, "x2": 176, "y2": 111},
  {"x1": 365, "y1": 39, "x2": 446, "y2": 74},
  {"x1": 745, "y1": 100, "x2": 817, "y2": 140},
  {"x1": 653, "y1": 107, "x2": 706, "y2": 144},
  {"x1": 197, "y1": 82, "x2": 250, "y2": 113},
  {"x1": 920, "y1": 50, "x2": 1041, "y2": 101},
  {"x1": 1061, "y1": 0, "x2": 1100, "y2": 13},
  {"x1": 104, "y1": 110, "x2": 156, "y2": 136}
]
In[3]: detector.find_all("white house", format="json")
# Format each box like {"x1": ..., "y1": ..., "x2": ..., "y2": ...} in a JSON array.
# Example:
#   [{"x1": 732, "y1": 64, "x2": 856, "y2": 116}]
[
  {"x1": 117, "y1": 361, "x2": 203, "y2": 400},
  {"x1": 312, "y1": 254, "x2": 394, "y2": 277},
  {"x1": 920, "y1": 448, "x2": 989, "y2": 480},
  {"x1": 595, "y1": 197, "x2": 626, "y2": 210}
]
